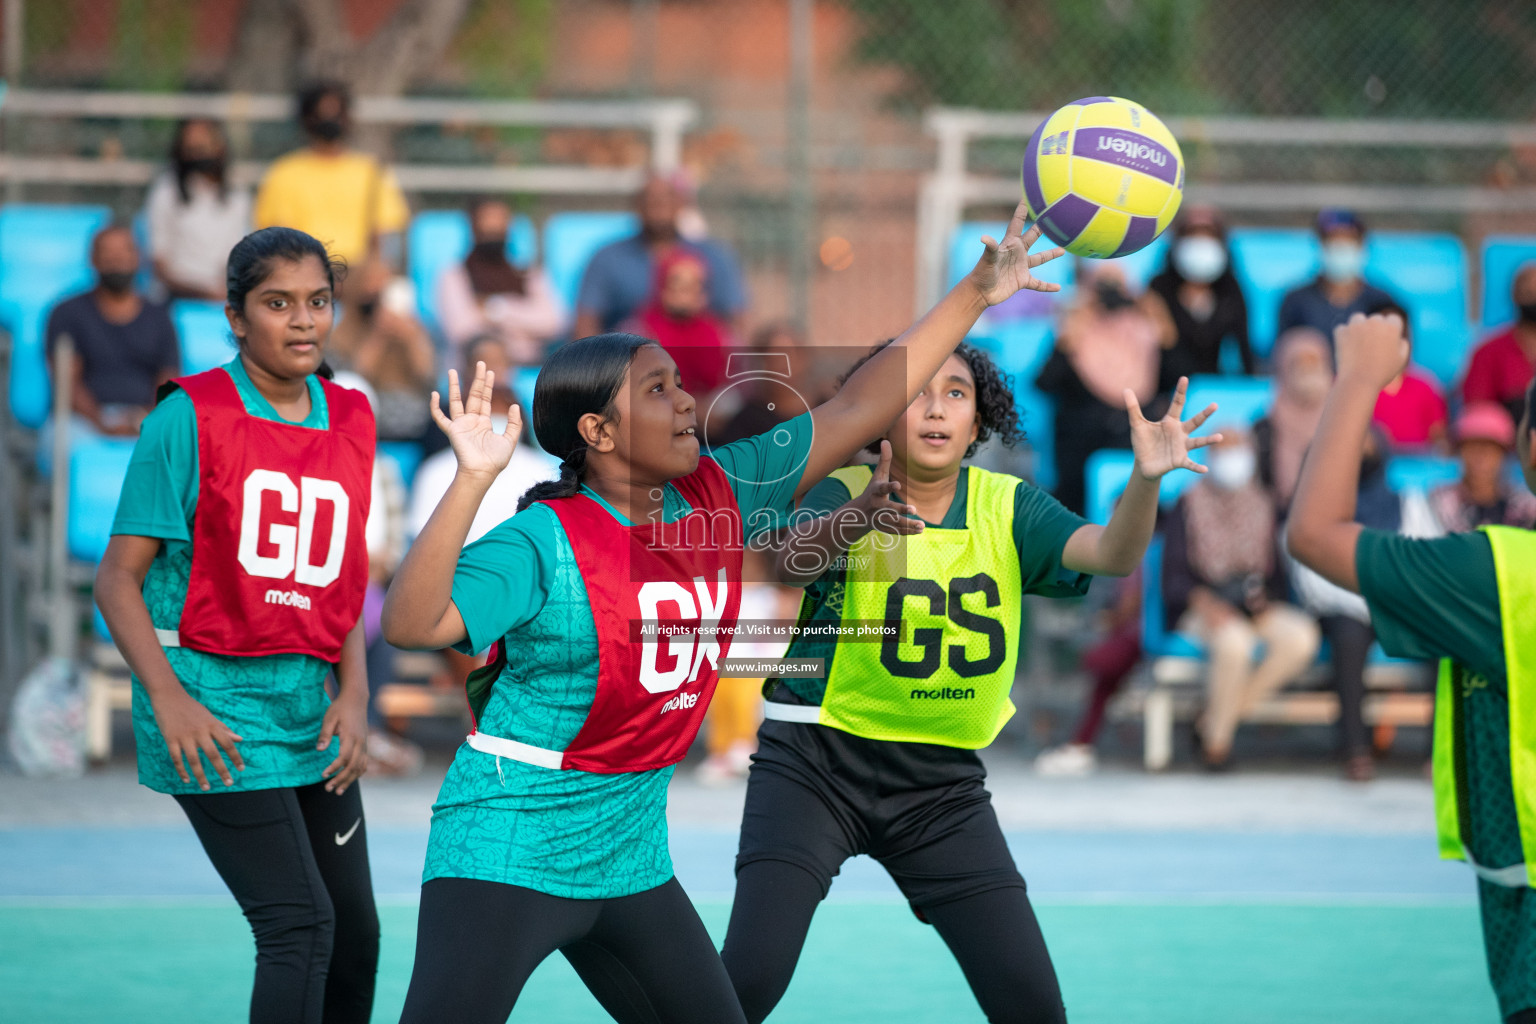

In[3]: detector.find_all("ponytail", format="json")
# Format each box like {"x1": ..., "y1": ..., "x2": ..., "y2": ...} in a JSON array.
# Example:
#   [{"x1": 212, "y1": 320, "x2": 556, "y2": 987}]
[{"x1": 517, "y1": 448, "x2": 587, "y2": 512}]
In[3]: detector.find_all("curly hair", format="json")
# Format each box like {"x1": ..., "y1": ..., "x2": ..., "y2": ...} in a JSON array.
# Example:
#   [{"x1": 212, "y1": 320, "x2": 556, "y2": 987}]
[{"x1": 840, "y1": 339, "x2": 1025, "y2": 460}]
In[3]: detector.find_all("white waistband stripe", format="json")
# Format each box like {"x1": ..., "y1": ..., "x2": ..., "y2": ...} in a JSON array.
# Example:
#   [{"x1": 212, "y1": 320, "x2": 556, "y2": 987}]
[
  {"x1": 155, "y1": 629, "x2": 181, "y2": 648},
  {"x1": 1466, "y1": 851, "x2": 1530, "y2": 889},
  {"x1": 761, "y1": 702, "x2": 822, "y2": 724},
  {"x1": 466, "y1": 731, "x2": 565, "y2": 770}
]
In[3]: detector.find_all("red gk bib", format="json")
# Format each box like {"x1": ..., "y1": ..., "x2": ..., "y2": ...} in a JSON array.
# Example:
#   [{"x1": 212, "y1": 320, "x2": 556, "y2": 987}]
[
  {"x1": 173, "y1": 368, "x2": 374, "y2": 662},
  {"x1": 536, "y1": 457, "x2": 744, "y2": 773}
]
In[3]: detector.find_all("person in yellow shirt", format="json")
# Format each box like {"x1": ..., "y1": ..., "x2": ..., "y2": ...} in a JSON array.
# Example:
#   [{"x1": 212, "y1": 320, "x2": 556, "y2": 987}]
[{"x1": 254, "y1": 81, "x2": 411, "y2": 279}]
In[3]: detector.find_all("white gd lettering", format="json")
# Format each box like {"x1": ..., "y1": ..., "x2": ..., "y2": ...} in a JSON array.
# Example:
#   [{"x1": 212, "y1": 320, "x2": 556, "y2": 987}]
[
  {"x1": 236, "y1": 470, "x2": 349, "y2": 587},
  {"x1": 637, "y1": 570, "x2": 731, "y2": 694}
]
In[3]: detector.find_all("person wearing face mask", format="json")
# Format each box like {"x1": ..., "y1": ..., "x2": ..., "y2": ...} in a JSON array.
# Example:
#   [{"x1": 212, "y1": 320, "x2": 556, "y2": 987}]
[
  {"x1": 45, "y1": 225, "x2": 181, "y2": 436},
  {"x1": 1036, "y1": 262, "x2": 1162, "y2": 515},
  {"x1": 1463, "y1": 262, "x2": 1536, "y2": 425},
  {"x1": 1252, "y1": 327, "x2": 1334, "y2": 514},
  {"x1": 437, "y1": 196, "x2": 565, "y2": 369},
  {"x1": 1144, "y1": 206, "x2": 1255, "y2": 387},
  {"x1": 143, "y1": 119, "x2": 251, "y2": 302},
  {"x1": 254, "y1": 81, "x2": 411, "y2": 282},
  {"x1": 1162, "y1": 429, "x2": 1322, "y2": 770},
  {"x1": 1276, "y1": 209, "x2": 1400, "y2": 347},
  {"x1": 1366, "y1": 300, "x2": 1448, "y2": 450}
]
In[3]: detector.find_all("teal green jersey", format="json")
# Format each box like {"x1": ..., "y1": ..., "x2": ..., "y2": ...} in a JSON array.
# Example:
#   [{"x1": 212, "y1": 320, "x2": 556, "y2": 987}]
[
  {"x1": 776, "y1": 467, "x2": 1090, "y2": 706},
  {"x1": 111, "y1": 359, "x2": 339, "y2": 796},
  {"x1": 425, "y1": 414, "x2": 814, "y2": 899}
]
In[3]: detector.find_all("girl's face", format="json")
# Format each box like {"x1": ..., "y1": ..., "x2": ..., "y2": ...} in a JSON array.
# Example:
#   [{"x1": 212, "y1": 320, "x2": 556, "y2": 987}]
[
  {"x1": 598, "y1": 344, "x2": 699, "y2": 483},
  {"x1": 227, "y1": 255, "x2": 334, "y2": 381},
  {"x1": 886, "y1": 353, "x2": 980, "y2": 475}
]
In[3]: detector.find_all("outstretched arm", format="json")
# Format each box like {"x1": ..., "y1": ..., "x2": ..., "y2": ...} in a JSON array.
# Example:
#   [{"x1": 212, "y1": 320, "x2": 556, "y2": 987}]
[
  {"x1": 1286, "y1": 312, "x2": 1409, "y2": 592},
  {"x1": 1061, "y1": 377, "x2": 1221, "y2": 577},
  {"x1": 794, "y1": 200, "x2": 1065, "y2": 501}
]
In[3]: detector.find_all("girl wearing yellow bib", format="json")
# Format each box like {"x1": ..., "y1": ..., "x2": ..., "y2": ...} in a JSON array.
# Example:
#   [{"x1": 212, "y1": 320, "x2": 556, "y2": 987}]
[{"x1": 721, "y1": 341, "x2": 1219, "y2": 1024}]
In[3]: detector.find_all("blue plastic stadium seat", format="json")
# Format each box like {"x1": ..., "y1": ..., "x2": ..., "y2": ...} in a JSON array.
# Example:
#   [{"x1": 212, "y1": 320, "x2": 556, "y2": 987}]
[
  {"x1": 377, "y1": 440, "x2": 425, "y2": 490},
  {"x1": 172, "y1": 300, "x2": 235, "y2": 376},
  {"x1": 1184, "y1": 374, "x2": 1274, "y2": 429},
  {"x1": 1016, "y1": 388, "x2": 1056, "y2": 492},
  {"x1": 1226, "y1": 228, "x2": 1318, "y2": 359},
  {"x1": 1480, "y1": 236, "x2": 1536, "y2": 329},
  {"x1": 1365, "y1": 233, "x2": 1470, "y2": 388},
  {"x1": 408, "y1": 209, "x2": 537, "y2": 335},
  {"x1": 0, "y1": 204, "x2": 114, "y2": 428},
  {"x1": 1084, "y1": 448, "x2": 1137, "y2": 527},
  {"x1": 1141, "y1": 537, "x2": 1203, "y2": 660},
  {"x1": 542, "y1": 211, "x2": 640, "y2": 316},
  {"x1": 1385, "y1": 453, "x2": 1460, "y2": 494},
  {"x1": 68, "y1": 435, "x2": 137, "y2": 563}
]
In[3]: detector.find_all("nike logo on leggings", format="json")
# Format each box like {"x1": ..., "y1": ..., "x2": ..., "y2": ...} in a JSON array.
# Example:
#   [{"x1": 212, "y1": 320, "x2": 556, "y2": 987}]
[{"x1": 335, "y1": 819, "x2": 361, "y2": 846}]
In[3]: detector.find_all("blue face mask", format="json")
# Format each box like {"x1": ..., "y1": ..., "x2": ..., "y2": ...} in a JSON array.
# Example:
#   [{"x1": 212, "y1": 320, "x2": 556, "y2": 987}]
[{"x1": 1320, "y1": 241, "x2": 1366, "y2": 284}]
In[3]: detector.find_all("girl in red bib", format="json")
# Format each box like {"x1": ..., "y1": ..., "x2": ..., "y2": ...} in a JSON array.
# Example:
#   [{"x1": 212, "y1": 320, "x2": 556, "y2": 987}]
[
  {"x1": 96, "y1": 227, "x2": 379, "y2": 1023},
  {"x1": 384, "y1": 203, "x2": 1064, "y2": 1023}
]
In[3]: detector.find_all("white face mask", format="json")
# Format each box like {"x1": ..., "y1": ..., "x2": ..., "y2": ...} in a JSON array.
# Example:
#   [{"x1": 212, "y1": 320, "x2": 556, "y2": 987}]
[
  {"x1": 1173, "y1": 236, "x2": 1227, "y2": 284},
  {"x1": 1320, "y1": 240, "x2": 1366, "y2": 284},
  {"x1": 1206, "y1": 447, "x2": 1257, "y2": 491}
]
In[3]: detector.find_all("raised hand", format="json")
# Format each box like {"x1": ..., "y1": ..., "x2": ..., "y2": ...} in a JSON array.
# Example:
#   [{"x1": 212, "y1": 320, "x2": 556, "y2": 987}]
[
  {"x1": 1334, "y1": 311, "x2": 1409, "y2": 392},
  {"x1": 1127, "y1": 377, "x2": 1222, "y2": 480},
  {"x1": 969, "y1": 198, "x2": 1067, "y2": 307},
  {"x1": 851, "y1": 440, "x2": 925, "y2": 536},
  {"x1": 429, "y1": 361, "x2": 519, "y2": 481}
]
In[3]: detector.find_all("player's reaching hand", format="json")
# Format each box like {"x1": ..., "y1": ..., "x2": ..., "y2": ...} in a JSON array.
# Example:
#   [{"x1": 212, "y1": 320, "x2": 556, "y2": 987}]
[
  {"x1": 1127, "y1": 376, "x2": 1222, "y2": 480},
  {"x1": 430, "y1": 361, "x2": 519, "y2": 482},
  {"x1": 851, "y1": 440, "x2": 925, "y2": 536},
  {"x1": 969, "y1": 199, "x2": 1067, "y2": 307},
  {"x1": 1334, "y1": 311, "x2": 1409, "y2": 393}
]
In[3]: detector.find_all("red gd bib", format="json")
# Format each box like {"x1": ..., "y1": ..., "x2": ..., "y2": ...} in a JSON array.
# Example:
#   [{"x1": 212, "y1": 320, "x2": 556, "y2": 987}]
[
  {"x1": 540, "y1": 457, "x2": 743, "y2": 773},
  {"x1": 173, "y1": 368, "x2": 374, "y2": 662}
]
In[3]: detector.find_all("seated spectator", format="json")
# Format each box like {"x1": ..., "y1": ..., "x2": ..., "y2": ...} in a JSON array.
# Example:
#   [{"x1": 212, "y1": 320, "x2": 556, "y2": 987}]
[
  {"x1": 408, "y1": 334, "x2": 559, "y2": 544},
  {"x1": 436, "y1": 196, "x2": 565, "y2": 367},
  {"x1": 711, "y1": 320, "x2": 808, "y2": 446},
  {"x1": 254, "y1": 80, "x2": 410, "y2": 282},
  {"x1": 1429, "y1": 402, "x2": 1536, "y2": 532},
  {"x1": 1277, "y1": 208, "x2": 1399, "y2": 345},
  {"x1": 1254, "y1": 326, "x2": 1332, "y2": 515},
  {"x1": 327, "y1": 261, "x2": 437, "y2": 446},
  {"x1": 1461, "y1": 261, "x2": 1536, "y2": 424},
  {"x1": 46, "y1": 225, "x2": 180, "y2": 436},
  {"x1": 1143, "y1": 205, "x2": 1254, "y2": 388},
  {"x1": 1163, "y1": 429, "x2": 1322, "y2": 770},
  {"x1": 1035, "y1": 262, "x2": 1162, "y2": 515},
  {"x1": 574, "y1": 174, "x2": 746, "y2": 337},
  {"x1": 1285, "y1": 426, "x2": 1401, "y2": 782},
  {"x1": 619, "y1": 249, "x2": 737, "y2": 432},
  {"x1": 1367, "y1": 300, "x2": 1447, "y2": 449},
  {"x1": 143, "y1": 119, "x2": 251, "y2": 302}
]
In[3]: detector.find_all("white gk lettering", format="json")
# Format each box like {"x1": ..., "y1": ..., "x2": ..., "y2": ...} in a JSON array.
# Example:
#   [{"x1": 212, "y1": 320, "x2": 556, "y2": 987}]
[
  {"x1": 237, "y1": 470, "x2": 350, "y2": 588},
  {"x1": 637, "y1": 570, "x2": 731, "y2": 694}
]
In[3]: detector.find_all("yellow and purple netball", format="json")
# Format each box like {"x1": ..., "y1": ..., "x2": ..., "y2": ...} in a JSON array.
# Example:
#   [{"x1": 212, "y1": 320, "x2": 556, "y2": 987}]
[{"x1": 1022, "y1": 96, "x2": 1184, "y2": 259}]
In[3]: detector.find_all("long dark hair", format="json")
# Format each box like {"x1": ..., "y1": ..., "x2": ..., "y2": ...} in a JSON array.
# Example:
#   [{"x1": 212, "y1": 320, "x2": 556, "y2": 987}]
[
  {"x1": 170, "y1": 118, "x2": 228, "y2": 204},
  {"x1": 464, "y1": 196, "x2": 528, "y2": 297},
  {"x1": 840, "y1": 339, "x2": 1024, "y2": 460},
  {"x1": 516, "y1": 333, "x2": 658, "y2": 512},
  {"x1": 226, "y1": 226, "x2": 347, "y2": 379}
]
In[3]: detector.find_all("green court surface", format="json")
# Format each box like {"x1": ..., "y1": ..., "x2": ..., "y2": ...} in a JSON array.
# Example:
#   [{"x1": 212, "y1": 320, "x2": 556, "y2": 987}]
[{"x1": 0, "y1": 899, "x2": 1497, "y2": 1023}]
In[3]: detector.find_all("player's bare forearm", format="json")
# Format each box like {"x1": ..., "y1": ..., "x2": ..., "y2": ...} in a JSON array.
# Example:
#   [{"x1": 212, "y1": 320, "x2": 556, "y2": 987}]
[
  {"x1": 96, "y1": 536, "x2": 193, "y2": 704},
  {"x1": 1286, "y1": 379, "x2": 1372, "y2": 592},
  {"x1": 381, "y1": 469, "x2": 489, "y2": 649},
  {"x1": 334, "y1": 617, "x2": 370, "y2": 698},
  {"x1": 1063, "y1": 471, "x2": 1160, "y2": 577}
]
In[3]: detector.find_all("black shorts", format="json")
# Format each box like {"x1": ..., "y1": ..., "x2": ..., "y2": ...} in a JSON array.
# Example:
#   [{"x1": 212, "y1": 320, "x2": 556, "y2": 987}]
[{"x1": 736, "y1": 714, "x2": 1025, "y2": 911}]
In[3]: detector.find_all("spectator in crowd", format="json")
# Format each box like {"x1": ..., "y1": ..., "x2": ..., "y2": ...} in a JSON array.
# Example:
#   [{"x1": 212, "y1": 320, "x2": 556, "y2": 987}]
[
  {"x1": 619, "y1": 249, "x2": 737, "y2": 432},
  {"x1": 143, "y1": 119, "x2": 251, "y2": 302},
  {"x1": 1253, "y1": 326, "x2": 1333, "y2": 515},
  {"x1": 1367, "y1": 300, "x2": 1447, "y2": 449},
  {"x1": 1163, "y1": 428, "x2": 1322, "y2": 770},
  {"x1": 710, "y1": 320, "x2": 809, "y2": 446},
  {"x1": 1277, "y1": 208, "x2": 1398, "y2": 344},
  {"x1": 1143, "y1": 205, "x2": 1254, "y2": 388},
  {"x1": 254, "y1": 81, "x2": 410, "y2": 281},
  {"x1": 1035, "y1": 262, "x2": 1162, "y2": 515},
  {"x1": 46, "y1": 225, "x2": 180, "y2": 436},
  {"x1": 1285, "y1": 426, "x2": 1401, "y2": 781},
  {"x1": 1033, "y1": 567, "x2": 1142, "y2": 777},
  {"x1": 1429, "y1": 402, "x2": 1536, "y2": 533},
  {"x1": 573, "y1": 174, "x2": 747, "y2": 337},
  {"x1": 327, "y1": 260, "x2": 437, "y2": 447},
  {"x1": 1461, "y1": 262, "x2": 1536, "y2": 424},
  {"x1": 436, "y1": 196, "x2": 565, "y2": 367}
]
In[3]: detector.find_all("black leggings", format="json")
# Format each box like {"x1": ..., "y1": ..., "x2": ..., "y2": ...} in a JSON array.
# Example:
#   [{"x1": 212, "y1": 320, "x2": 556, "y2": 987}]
[
  {"x1": 398, "y1": 875, "x2": 747, "y2": 1024},
  {"x1": 1321, "y1": 615, "x2": 1375, "y2": 758},
  {"x1": 722, "y1": 860, "x2": 1065, "y2": 1024},
  {"x1": 174, "y1": 781, "x2": 379, "y2": 1024}
]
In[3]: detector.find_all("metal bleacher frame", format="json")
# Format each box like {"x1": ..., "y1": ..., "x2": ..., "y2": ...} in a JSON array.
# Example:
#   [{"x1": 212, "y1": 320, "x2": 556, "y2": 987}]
[{"x1": 0, "y1": 89, "x2": 698, "y2": 757}]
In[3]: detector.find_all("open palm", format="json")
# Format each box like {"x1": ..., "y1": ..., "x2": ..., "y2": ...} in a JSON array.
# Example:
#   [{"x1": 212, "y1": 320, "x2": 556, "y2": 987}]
[
  {"x1": 1127, "y1": 376, "x2": 1221, "y2": 480},
  {"x1": 429, "y1": 362, "x2": 519, "y2": 479},
  {"x1": 970, "y1": 199, "x2": 1068, "y2": 307}
]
